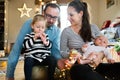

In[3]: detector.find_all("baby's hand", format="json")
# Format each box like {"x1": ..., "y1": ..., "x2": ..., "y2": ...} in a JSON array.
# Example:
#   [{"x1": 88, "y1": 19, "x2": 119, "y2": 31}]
[
  {"x1": 107, "y1": 59, "x2": 115, "y2": 64},
  {"x1": 81, "y1": 44, "x2": 88, "y2": 52},
  {"x1": 91, "y1": 54, "x2": 102, "y2": 67},
  {"x1": 82, "y1": 44, "x2": 88, "y2": 48}
]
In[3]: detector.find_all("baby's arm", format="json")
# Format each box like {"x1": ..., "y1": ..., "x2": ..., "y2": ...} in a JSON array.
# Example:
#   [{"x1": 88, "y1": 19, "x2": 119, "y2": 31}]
[
  {"x1": 84, "y1": 52, "x2": 104, "y2": 68},
  {"x1": 80, "y1": 53, "x2": 97, "y2": 65},
  {"x1": 104, "y1": 49, "x2": 115, "y2": 63},
  {"x1": 86, "y1": 53, "x2": 97, "y2": 60},
  {"x1": 81, "y1": 43, "x2": 88, "y2": 52},
  {"x1": 92, "y1": 52, "x2": 105, "y2": 67}
]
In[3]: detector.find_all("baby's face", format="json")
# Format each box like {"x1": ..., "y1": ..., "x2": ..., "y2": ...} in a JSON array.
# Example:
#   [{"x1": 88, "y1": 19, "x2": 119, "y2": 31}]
[{"x1": 94, "y1": 36, "x2": 108, "y2": 47}]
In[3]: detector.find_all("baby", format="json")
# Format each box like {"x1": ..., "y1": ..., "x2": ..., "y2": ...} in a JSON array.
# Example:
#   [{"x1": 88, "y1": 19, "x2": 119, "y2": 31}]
[
  {"x1": 81, "y1": 35, "x2": 115, "y2": 65},
  {"x1": 66, "y1": 35, "x2": 115, "y2": 68}
]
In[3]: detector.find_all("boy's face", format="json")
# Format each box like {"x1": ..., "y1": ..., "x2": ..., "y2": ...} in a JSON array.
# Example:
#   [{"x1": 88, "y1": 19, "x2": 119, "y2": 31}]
[
  {"x1": 32, "y1": 21, "x2": 46, "y2": 33},
  {"x1": 94, "y1": 36, "x2": 108, "y2": 47}
]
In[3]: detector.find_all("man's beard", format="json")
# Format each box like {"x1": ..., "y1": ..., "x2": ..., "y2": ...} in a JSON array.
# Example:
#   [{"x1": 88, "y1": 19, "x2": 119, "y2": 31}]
[{"x1": 47, "y1": 23, "x2": 54, "y2": 28}]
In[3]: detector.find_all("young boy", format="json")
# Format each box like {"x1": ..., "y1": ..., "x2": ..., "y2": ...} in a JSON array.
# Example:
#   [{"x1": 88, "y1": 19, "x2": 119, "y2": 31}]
[{"x1": 23, "y1": 14, "x2": 55, "y2": 80}]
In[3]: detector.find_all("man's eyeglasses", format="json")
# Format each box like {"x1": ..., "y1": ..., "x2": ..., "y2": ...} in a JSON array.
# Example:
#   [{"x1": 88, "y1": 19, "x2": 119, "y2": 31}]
[{"x1": 45, "y1": 14, "x2": 58, "y2": 20}]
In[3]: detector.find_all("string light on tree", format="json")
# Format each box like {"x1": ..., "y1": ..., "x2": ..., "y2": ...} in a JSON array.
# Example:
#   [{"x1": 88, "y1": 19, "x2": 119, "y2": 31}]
[
  {"x1": 18, "y1": 3, "x2": 32, "y2": 18},
  {"x1": 51, "y1": 0, "x2": 57, "y2": 3}
]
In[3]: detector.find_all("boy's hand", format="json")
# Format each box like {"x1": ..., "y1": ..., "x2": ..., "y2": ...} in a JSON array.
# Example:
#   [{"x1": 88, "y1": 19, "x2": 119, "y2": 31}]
[
  {"x1": 39, "y1": 32, "x2": 49, "y2": 45},
  {"x1": 34, "y1": 33, "x2": 40, "y2": 40}
]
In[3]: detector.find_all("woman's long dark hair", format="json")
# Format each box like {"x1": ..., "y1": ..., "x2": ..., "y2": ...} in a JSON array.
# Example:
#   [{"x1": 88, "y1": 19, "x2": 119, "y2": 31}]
[{"x1": 68, "y1": 1, "x2": 92, "y2": 42}]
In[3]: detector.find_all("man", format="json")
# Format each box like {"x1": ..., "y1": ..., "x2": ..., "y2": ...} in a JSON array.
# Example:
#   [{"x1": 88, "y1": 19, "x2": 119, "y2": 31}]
[{"x1": 6, "y1": 3, "x2": 62, "y2": 80}]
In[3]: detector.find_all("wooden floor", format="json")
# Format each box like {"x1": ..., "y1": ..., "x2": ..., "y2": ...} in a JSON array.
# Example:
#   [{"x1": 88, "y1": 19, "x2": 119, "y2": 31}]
[
  {"x1": 0, "y1": 50, "x2": 120, "y2": 80},
  {"x1": 0, "y1": 61, "x2": 24, "y2": 80}
]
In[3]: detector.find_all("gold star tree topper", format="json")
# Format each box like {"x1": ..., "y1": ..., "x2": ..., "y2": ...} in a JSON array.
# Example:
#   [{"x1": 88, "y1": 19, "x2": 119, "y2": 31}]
[{"x1": 18, "y1": 3, "x2": 32, "y2": 18}]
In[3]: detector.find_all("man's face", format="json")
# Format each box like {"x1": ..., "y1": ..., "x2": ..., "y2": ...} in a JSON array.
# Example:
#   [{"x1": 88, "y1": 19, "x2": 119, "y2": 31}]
[{"x1": 44, "y1": 6, "x2": 60, "y2": 27}]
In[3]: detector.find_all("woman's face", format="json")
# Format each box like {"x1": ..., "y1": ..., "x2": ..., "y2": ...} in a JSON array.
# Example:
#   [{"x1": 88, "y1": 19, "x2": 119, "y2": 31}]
[{"x1": 67, "y1": 6, "x2": 83, "y2": 26}]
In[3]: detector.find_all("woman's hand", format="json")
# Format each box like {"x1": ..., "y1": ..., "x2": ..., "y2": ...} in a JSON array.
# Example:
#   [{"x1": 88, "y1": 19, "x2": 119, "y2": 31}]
[
  {"x1": 57, "y1": 58, "x2": 75, "y2": 70},
  {"x1": 57, "y1": 59, "x2": 68, "y2": 70}
]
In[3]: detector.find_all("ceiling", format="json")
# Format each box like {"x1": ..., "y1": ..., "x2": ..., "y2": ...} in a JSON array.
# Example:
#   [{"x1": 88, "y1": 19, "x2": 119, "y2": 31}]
[{"x1": 35, "y1": 0, "x2": 72, "y2": 5}]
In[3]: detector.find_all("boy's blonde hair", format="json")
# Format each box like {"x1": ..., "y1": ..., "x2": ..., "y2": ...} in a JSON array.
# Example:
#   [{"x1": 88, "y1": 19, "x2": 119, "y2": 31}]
[{"x1": 31, "y1": 14, "x2": 46, "y2": 26}]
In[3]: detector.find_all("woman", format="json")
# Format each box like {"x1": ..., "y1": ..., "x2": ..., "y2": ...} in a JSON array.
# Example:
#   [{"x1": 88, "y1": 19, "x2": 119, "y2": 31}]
[{"x1": 60, "y1": 1, "x2": 105, "y2": 80}]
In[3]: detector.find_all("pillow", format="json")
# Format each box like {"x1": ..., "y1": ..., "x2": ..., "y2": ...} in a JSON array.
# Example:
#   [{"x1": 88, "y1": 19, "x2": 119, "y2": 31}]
[
  {"x1": 101, "y1": 27, "x2": 117, "y2": 40},
  {"x1": 101, "y1": 20, "x2": 111, "y2": 30},
  {"x1": 110, "y1": 17, "x2": 120, "y2": 27}
]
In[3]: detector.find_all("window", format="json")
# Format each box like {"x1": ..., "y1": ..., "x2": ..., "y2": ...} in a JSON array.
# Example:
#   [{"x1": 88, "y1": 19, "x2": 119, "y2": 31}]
[{"x1": 60, "y1": 6, "x2": 70, "y2": 32}]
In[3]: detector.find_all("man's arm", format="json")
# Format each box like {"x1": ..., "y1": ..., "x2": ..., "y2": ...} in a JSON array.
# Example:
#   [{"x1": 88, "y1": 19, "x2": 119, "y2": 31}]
[
  {"x1": 46, "y1": 26, "x2": 62, "y2": 61},
  {"x1": 6, "y1": 19, "x2": 32, "y2": 79},
  {"x1": 51, "y1": 27, "x2": 62, "y2": 60}
]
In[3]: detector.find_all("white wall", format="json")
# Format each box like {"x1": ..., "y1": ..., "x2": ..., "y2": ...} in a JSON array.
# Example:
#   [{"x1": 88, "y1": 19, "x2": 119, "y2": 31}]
[
  {"x1": 6, "y1": 0, "x2": 35, "y2": 44},
  {"x1": 99, "y1": 0, "x2": 120, "y2": 27},
  {"x1": 83, "y1": 0, "x2": 99, "y2": 27},
  {"x1": 4, "y1": 0, "x2": 120, "y2": 52},
  {"x1": 83, "y1": 0, "x2": 120, "y2": 28}
]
